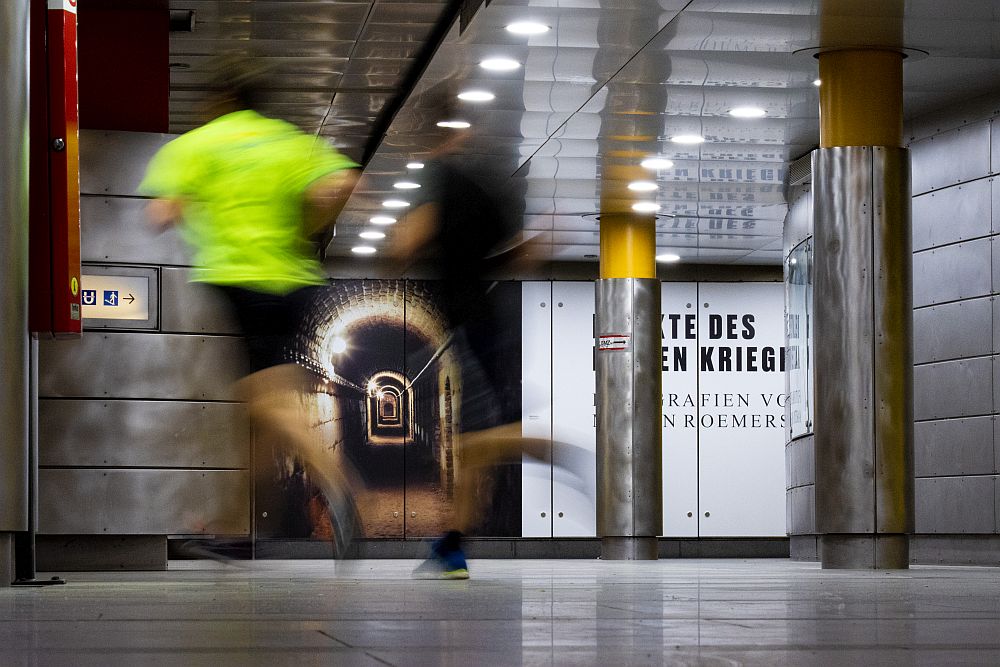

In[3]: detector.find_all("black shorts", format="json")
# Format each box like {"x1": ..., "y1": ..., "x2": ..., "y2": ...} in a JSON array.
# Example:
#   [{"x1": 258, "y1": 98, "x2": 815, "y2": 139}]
[{"x1": 213, "y1": 284, "x2": 322, "y2": 373}]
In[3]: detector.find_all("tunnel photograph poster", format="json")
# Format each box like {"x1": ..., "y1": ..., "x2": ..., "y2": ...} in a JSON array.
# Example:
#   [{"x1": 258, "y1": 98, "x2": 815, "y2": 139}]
[
  {"x1": 254, "y1": 279, "x2": 524, "y2": 541},
  {"x1": 255, "y1": 279, "x2": 785, "y2": 544}
]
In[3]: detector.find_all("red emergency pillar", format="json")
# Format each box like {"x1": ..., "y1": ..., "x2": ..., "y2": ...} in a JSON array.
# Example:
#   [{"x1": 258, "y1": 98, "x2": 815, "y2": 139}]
[{"x1": 29, "y1": 0, "x2": 82, "y2": 338}]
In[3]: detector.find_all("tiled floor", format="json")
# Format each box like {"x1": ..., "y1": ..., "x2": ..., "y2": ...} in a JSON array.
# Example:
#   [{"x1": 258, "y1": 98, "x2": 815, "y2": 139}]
[{"x1": 4, "y1": 558, "x2": 1000, "y2": 665}]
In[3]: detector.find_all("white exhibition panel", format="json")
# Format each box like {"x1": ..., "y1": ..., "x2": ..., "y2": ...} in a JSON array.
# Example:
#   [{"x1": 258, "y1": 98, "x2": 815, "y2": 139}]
[
  {"x1": 661, "y1": 284, "x2": 699, "y2": 537},
  {"x1": 697, "y1": 282, "x2": 787, "y2": 537},
  {"x1": 521, "y1": 282, "x2": 554, "y2": 537},
  {"x1": 520, "y1": 280, "x2": 787, "y2": 538},
  {"x1": 551, "y1": 282, "x2": 598, "y2": 537}
]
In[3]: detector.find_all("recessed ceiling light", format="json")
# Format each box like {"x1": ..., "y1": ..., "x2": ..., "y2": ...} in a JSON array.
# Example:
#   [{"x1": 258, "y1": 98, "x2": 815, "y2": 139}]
[
  {"x1": 437, "y1": 120, "x2": 471, "y2": 129},
  {"x1": 360, "y1": 231, "x2": 386, "y2": 240},
  {"x1": 640, "y1": 157, "x2": 674, "y2": 170},
  {"x1": 729, "y1": 106, "x2": 766, "y2": 118},
  {"x1": 632, "y1": 202, "x2": 661, "y2": 213},
  {"x1": 813, "y1": 79, "x2": 822, "y2": 87},
  {"x1": 370, "y1": 216, "x2": 396, "y2": 225},
  {"x1": 656, "y1": 253, "x2": 681, "y2": 263},
  {"x1": 480, "y1": 57, "x2": 521, "y2": 71},
  {"x1": 382, "y1": 199, "x2": 410, "y2": 208},
  {"x1": 670, "y1": 134, "x2": 705, "y2": 145},
  {"x1": 351, "y1": 246, "x2": 377, "y2": 255},
  {"x1": 628, "y1": 181, "x2": 658, "y2": 192},
  {"x1": 458, "y1": 90, "x2": 495, "y2": 102},
  {"x1": 393, "y1": 181, "x2": 420, "y2": 189},
  {"x1": 505, "y1": 21, "x2": 549, "y2": 35},
  {"x1": 406, "y1": 162, "x2": 425, "y2": 169}
]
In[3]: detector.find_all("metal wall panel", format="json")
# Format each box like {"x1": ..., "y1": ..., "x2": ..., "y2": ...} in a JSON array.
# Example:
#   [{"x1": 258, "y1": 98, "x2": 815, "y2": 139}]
[
  {"x1": 914, "y1": 476, "x2": 995, "y2": 534},
  {"x1": 80, "y1": 130, "x2": 173, "y2": 197},
  {"x1": 915, "y1": 417, "x2": 994, "y2": 478},
  {"x1": 39, "y1": 333, "x2": 245, "y2": 400},
  {"x1": 910, "y1": 122, "x2": 991, "y2": 195},
  {"x1": 786, "y1": 435, "x2": 815, "y2": 489},
  {"x1": 0, "y1": 0, "x2": 29, "y2": 533},
  {"x1": 38, "y1": 469, "x2": 249, "y2": 535},
  {"x1": 911, "y1": 179, "x2": 991, "y2": 251},
  {"x1": 787, "y1": 485, "x2": 815, "y2": 535},
  {"x1": 160, "y1": 268, "x2": 241, "y2": 334},
  {"x1": 913, "y1": 297, "x2": 993, "y2": 364},
  {"x1": 38, "y1": 400, "x2": 249, "y2": 468},
  {"x1": 914, "y1": 358, "x2": 993, "y2": 421},
  {"x1": 912, "y1": 239, "x2": 992, "y2": 308},
  {"x1": 81, "y1": 196, "x2": 189, "y2": 266},
  {"x1": 992, "y1": 119, "x2": 1000, "y2": 176}
]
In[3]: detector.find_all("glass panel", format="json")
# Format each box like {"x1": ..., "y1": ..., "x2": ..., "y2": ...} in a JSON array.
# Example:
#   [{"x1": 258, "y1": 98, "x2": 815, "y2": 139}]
[{"x1": 785, "y1": 239, "x2": 814, "y2": 440}]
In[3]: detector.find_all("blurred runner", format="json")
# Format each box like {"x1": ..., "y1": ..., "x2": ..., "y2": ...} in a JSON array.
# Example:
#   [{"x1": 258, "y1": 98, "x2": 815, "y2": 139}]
[
  {"x1": 391, "y1": 93, "x2": 593, "y2": 579},
  {"x1": 138, "y1": 58, "x2": 363, "y2": 557}
]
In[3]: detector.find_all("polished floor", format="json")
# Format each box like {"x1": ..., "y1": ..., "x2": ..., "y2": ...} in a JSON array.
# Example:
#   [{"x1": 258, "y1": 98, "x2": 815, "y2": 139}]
[{"x1": 4, "y1": 558, "x2": 1000, "y2": 665}]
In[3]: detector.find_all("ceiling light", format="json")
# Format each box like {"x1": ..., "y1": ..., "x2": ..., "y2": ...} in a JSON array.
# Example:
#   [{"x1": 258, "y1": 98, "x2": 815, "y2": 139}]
[
  {"x1": 382, "y1": 199, "x2": 410, "y2": 208},
  {"x1": 458, "y1": 90, "x2": 495, "y2": 102},
  {"x1": 351, "y1": 246, "x2": 377, "y2": 255},
  {"x1": 628, "y1": 181, "x2": 658, "y2": 192},
  {"x1": 670, "y1": 134, "x2": 705, "y2": 145},
  {"x1": 656, "y1": 253, "x2": 681, "y2": 263},
  {"x1": 406, "y1": 162, "x2": 425, "y2": 169},
  {"x1": 370, "y1": 216, "x2": 396, "y2": 225},
  {"x1": 640, "y1": 157, "x2": 674, "y2": 170},
  {"x1": 813, "y1": 79, "x2": 822, "y2": 87},
  {"x1": 480, "y1": 58, "x2": 521, "y2": 71},
  {"x1": 331, "y1": 336, "x2": 348, "y2": 354},
  {"x1": 393, "y1": 181, "x2": 420, "y2": 189},
  {"x1": 729, "y1": 106, "x2": 766, "y2": 118},
  {"x1": 505, "y1": 21, "x2": 549, "y2": 35},
  {"x1": 360, "y1": 231, "x2": 386, "y2": 240},
  {"x1": 436, "y1": 120, "x2": 471, "y2": 129},
  {"x1": 632, "y1": 202, "x2": 661, "y2": 213}
]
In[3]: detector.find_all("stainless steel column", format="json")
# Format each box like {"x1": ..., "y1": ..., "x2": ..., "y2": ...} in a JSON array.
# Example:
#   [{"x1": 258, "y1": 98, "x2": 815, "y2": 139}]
[
  {"x1": 0, "y1": 0, "x2": 31, "y2": 586},
  {"x1": 596, "y1": 278, "x2": 662, "y2": 560},
  {"x1": 813, "y1": 146, "x2": 913, "y2": 569}
]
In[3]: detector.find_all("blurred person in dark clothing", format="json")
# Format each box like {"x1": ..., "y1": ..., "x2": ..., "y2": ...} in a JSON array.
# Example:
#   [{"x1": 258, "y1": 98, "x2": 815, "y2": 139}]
[{"x1": 390, "y1": 92, "x2": 591, "y2": 579}]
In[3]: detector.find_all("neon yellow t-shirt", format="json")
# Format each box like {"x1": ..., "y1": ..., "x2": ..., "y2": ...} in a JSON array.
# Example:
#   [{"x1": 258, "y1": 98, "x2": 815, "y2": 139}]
[{"x1": 138, "y1": 110, "x2": 357, "y2": 294}]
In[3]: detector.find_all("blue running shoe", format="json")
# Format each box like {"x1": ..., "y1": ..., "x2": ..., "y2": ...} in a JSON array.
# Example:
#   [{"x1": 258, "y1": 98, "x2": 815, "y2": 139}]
[{"x1": 413, "y1": 531, "x2": 470, "y2": 579}]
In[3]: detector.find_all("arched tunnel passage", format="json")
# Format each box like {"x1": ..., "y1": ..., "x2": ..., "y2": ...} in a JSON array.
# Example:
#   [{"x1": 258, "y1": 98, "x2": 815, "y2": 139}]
[
  {"x1": 366, "y1": 371, "x2": 409, "y2": 444},
  {"x1": 289, "y1": 279, "x2": 463, "y2": 538}
]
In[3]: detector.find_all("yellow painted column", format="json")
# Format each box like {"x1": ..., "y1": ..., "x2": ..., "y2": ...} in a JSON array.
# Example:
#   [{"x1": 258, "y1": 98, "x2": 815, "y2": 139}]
[
  {"x1": 599, "y1": 214, "x2": 656, "y2": 279},
  {"x1": 818, "y1": 48, "x2": 903, "y2": 148},
  {"x1": 599, "y1": 162, "x2": 656, "y2": 279}
]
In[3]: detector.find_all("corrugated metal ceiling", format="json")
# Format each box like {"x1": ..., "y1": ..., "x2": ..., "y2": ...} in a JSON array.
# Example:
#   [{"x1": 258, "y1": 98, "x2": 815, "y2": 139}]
[{"x1": 167, "y1": 0, "x2": 1000, "y2": 266}]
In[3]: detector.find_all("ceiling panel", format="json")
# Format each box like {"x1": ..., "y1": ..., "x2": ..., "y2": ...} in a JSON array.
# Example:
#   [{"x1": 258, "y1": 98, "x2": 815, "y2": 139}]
[{"x1": 165, "y1": 1, "x2": 1000, "y2": 266}]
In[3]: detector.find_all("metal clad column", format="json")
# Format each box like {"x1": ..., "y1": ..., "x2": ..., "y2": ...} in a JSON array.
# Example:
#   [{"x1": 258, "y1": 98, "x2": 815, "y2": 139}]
[
  {"x1": 813, "y1": 45, "x2": 913, "y2": 568},
  {"x1": 0, "y1": 0, "x2": 31, "y2": 585},
  {"x1": 596, "y1": 211, "x2": 662, "y2": 560}
]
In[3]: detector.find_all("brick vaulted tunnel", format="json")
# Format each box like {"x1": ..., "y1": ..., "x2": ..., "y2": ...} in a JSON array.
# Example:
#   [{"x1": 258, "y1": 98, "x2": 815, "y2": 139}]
[{"x1": 291, "y1": 279, "x2": 465, "y2": 538}]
